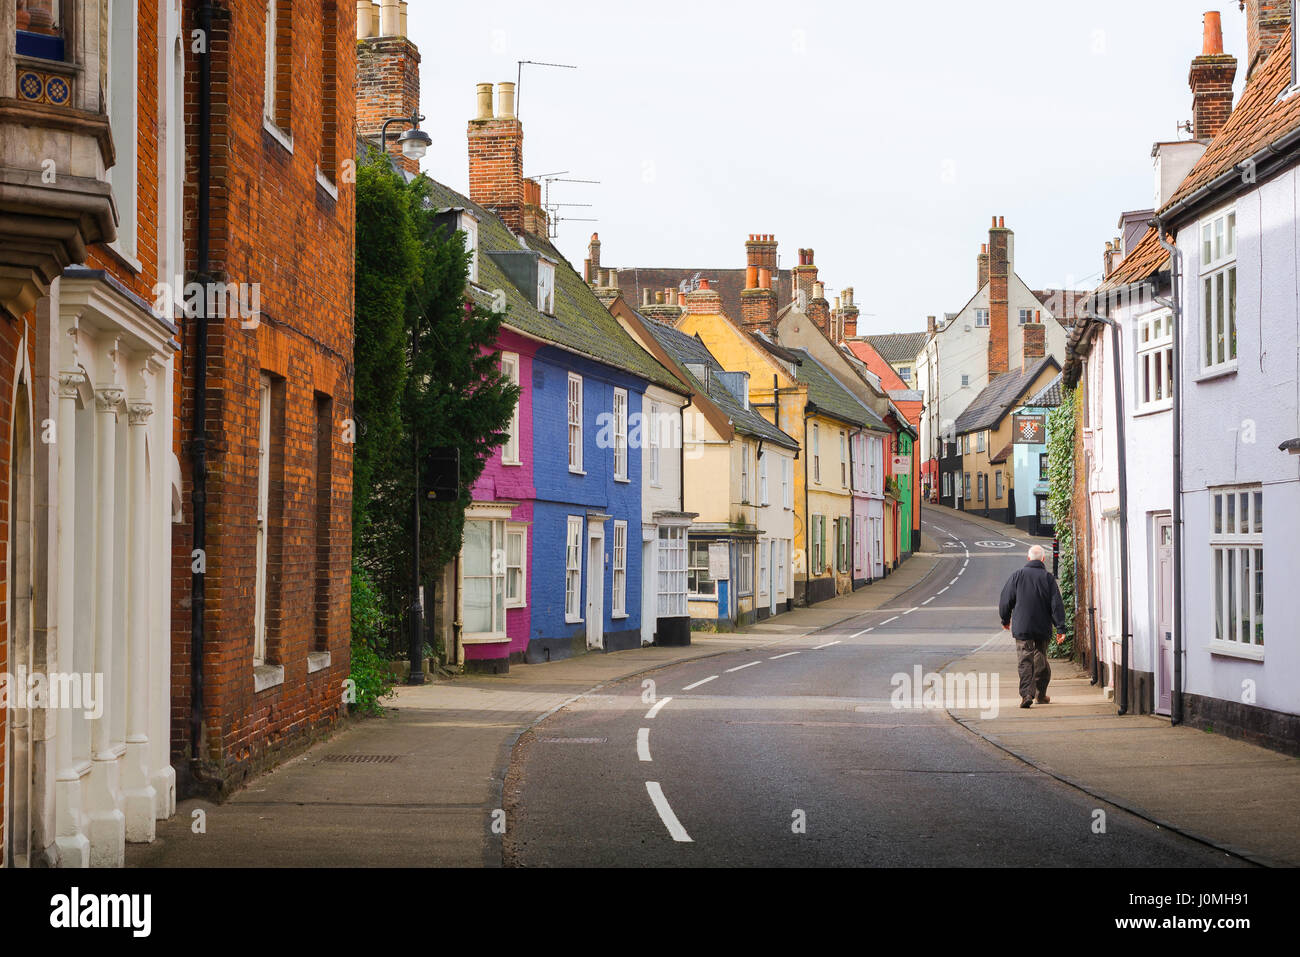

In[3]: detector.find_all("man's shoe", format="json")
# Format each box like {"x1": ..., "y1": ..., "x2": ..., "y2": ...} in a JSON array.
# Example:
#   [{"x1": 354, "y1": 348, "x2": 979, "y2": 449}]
[
  {"x1": 1020, "y1": 698, "x2": 1033, "y2": 709},
  {"x1": 1037, "y1": 695, "x2": 1050, "y2": 704}
]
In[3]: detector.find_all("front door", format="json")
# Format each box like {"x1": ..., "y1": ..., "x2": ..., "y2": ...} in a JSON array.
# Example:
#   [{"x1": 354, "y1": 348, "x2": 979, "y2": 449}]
[
  {"x1": 586, "y1": 529, "x2": 604, "y2": 651},
  {"x1": 1155, "y1": 515, "x2": 1174, "y2": 715}
]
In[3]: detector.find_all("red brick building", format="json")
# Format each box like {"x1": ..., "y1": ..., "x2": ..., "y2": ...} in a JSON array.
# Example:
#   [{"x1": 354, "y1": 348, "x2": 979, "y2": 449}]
[{"x1": 172, "y1": 0, "x2": 356, "y2": 796}]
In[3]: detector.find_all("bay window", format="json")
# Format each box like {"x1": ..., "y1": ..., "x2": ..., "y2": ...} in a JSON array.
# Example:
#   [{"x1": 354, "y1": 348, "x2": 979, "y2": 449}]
[
  {"x1": 657, "y1": 525, "x2": 687, "y2": 618},
  {"x1": 464, "y1": 520, "x2": 507, "y2": 637}
]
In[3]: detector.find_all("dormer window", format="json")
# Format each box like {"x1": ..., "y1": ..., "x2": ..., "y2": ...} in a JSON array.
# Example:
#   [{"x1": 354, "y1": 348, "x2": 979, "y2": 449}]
[
  {"x1": 537, "y1": 259, "x2": 555, "y2": 314},
  {"x1": 15, "y1": 0, "x2": 63, "y2": 59}
]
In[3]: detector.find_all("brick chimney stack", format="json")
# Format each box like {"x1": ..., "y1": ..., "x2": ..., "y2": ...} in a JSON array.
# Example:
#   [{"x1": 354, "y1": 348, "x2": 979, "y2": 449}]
[
  {"x1": 977, "y1": 243, "x2": 989, "y2": 290},
  {"x1": 640, "y1": 287, "x2": 686, "y2": 325},
  {"x1": 584, "y1": 232, "x2": 601, "y2": 283},
  {"x1": 793, "y1": 248, "x2": 819, "y2": 304},
  {"x1": 741, "y1": 234, "x2": 779, "y2": 331},
  {"x1": 468, "y1": 81, "x2": 524, "y2": 232},
  {"x1": 987, "y1": 216, "x2": 1011, "y2": 377},
  {"x1": 522, "y1": 177, "x2": 549, "y2": 237},
  {"x1": 839, "y1": 286, "x2": 860, "y2": 338},
  {"x1": 357, "y1": 1, "x2": 423, "y2": 177},
  {"x1": 1190, "y1": 12, "x2": 1237, "y2": 140},
  {"x1": 807, "y1": 280, "x2": 831, "y2": 335},
  {"x1": 1244, "y1": 0, "x2": 1292, "y2": 81},
  {"x1": 685, "y1": 278, "x2": 724, "y2": 316},
  {"x1": 927, "y1": 315, "x2": 937, "y2": 338},
  {"x1": 1022, "y1": 322, "x2": 1046, "y2": 372}
]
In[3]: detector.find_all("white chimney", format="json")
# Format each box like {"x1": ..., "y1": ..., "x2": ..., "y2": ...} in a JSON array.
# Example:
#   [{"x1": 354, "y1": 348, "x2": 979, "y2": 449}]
[
  {"x1": 379, "y1": 0, "x2": 400, "y2": 36},
  {"x1": 1152, "y1": 140, "x2": 1209, "y2": 211}
]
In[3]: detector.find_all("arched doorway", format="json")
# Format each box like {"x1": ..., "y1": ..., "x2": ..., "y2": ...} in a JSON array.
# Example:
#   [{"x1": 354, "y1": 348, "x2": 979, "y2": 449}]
[{"x1": 4, "y1": 371, "x2": 34, "y2": 867}]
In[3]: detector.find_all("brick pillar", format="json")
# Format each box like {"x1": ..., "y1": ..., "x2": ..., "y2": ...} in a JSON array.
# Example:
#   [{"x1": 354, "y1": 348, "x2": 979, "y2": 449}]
[
  {"x1": 1189, "y1": 12, "x2": 1237, "y2": 140},
  {"x1": 741, "y1": 267, "x2": 776, "y2": 331},
  {"x1": 522, "y1": 177, "x2": 548, "y2": 237},
  {"x1": 840, "y1": 286, "x2": 859, "y2": 338},
  {"x1": 793, "y1": 248, "x2": 819, "y2": 305},
  {"x1": 977, "y1": 244, "x2": 989, "y2": 290},
  {"x1": 684, "y1": 279, "x2": 723, "y2": 315},
  {"x1": 987, "y1": 216, "x2": 1010, "y2": 377},
  {"x1": 468, "y1": 83, "x2": 524, "y2": 233},
  {"x1": 1245, "y1": 0, "x2": 1291, "y2": 81},
  {"x1": 585, "y1": 232, "x2": 601, "y2": 283},
  {"x1": 357, "y1": 35, "x2": 423, "y2": 177},
  {"x1": 807, "y1": 281, "x2": 830, "y2": 335}
]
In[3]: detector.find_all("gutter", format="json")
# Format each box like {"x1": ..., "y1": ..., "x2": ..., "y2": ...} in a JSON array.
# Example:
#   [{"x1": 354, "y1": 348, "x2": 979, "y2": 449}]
[
  {"x1": 1153, "y1": 219, "x2": 1184, "y2": 725},
  {"x1": 1158, "y1": 123, "x2": 1300, "y2": 230}
]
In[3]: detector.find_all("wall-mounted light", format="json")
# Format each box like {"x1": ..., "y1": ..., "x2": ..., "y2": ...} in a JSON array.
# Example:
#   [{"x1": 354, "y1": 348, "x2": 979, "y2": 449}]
[{"x1": 380, "y1": 110, "x2": 431, "y2": 163}]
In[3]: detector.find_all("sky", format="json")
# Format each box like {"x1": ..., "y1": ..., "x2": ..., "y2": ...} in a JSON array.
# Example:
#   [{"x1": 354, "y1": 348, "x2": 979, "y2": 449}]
[{"x1": 405, "y1": 0, "x2": 1250, "y2": 335}]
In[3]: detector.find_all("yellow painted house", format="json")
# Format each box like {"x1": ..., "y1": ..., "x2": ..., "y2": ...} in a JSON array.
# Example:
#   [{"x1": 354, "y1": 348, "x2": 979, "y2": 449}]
[{"x1": 676, "y1": 283, "x2": 873, "y2": 604}]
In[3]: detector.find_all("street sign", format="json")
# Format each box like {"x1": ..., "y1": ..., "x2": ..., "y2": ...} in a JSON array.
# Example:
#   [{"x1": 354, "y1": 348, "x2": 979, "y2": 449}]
[
  {"x1": 891, "y1": 454, "x2": 911, "y2": 475},
  {"x1": 1013, "y1": 414, "x2": 1046, "y2": 444},
  {"x1": 424, "y1": 447, "x2": 460, "y2": 500},
  {"x1": 708, "y1": 542, "x2": 730, "y2": 579}
]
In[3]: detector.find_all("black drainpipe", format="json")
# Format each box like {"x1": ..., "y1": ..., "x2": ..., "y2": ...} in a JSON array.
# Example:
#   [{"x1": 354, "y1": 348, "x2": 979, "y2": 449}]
[
  {"x1": 1153, "y1": 220, "x2": 1184, "y2": 725},
  {"x1": 190, "y1": 0, "x2": 214, "y2": 775}
]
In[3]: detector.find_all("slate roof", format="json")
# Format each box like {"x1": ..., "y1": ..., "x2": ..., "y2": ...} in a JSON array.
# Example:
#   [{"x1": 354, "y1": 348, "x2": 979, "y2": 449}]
[
  {"x1": 1163, "y1": 27, "x2": 1298, "y2": 212},
  {"x1": 637, "y1": 318, "x2": 800, "y2": 451},
  {"x1": 1024, "y1": 371, "x2": 1064, "y2": 409},
  {"x1": 788, "y1": 348, "x2": 888, "y2": 431},
  {"x1": 612, "y1": 266, "x2": 794, "y2": 326},
  {"x1": 1031, "y1": 288, "x2": 1089, "y2": 325},
  {"x1": 863, "y1": 331, "x2": 929, "y2": 365},
  {"x1": 954, "y1": 357, "x2": 1060, "y2": 434},
  {"x1": 420, "y1": 177, "x2": 684, "y2": 393}
]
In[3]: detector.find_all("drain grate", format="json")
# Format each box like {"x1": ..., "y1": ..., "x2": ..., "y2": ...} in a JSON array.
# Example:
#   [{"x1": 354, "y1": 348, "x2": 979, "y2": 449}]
[{"x1": 321, "y1": 753, "x2": 400, "y2": 764}]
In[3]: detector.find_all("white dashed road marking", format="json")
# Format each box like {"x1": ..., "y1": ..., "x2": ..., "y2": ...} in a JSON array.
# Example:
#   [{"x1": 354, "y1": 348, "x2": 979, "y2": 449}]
[
  {"x1": 682, "y1": 675, "x2": 717, "y2": 691},
  {"x1": 644, "y1": 697, "x2": 672, "y2": 720},
  {"x1": 770, "y1": 651, "x2": 800, "y2": 660},
  {"x1": 814, "y1": 640, "x2": 841, "y2": 649},
  {"x1": 879, "y1": 616, "x2": 899, "y2": 625},
  {"x1": 921, "y1": 597, "x2": 934, "y2": 605},
  {"x1": 637, "y1": 727, "x2": 652, "y2": 762},
  {"x1": 726, "y1": 661, "x2": 761, "y2": 673},
  {"x1": 646, "y1": 782, "x2": 693, "y2": 843},
  {"x1": 851, "y1": 627, "x2": 874, "y2": 637}
]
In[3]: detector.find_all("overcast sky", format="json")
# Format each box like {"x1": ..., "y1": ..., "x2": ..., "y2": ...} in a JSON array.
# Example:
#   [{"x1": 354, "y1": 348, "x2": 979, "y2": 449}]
[{"x1": 406, "y1": 1, "x2": 1248, "y2": 335}]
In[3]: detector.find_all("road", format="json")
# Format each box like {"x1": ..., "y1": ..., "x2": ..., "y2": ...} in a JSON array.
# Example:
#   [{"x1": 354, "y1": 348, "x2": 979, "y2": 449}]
[{"x1": 503, "y1": 510, "x2": 1246, "y2": 867}]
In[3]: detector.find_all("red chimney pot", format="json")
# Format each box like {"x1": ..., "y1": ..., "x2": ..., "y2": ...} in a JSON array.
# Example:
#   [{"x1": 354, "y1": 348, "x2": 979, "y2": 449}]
[{"x1": 1203, "y1": 11, "x2": 1224, "y2": 55}]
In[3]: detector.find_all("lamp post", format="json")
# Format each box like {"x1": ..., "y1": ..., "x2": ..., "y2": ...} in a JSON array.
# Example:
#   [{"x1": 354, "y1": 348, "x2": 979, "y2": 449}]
[{"x1": 380, "y1": 110, "x2": 431, "y2": 685}]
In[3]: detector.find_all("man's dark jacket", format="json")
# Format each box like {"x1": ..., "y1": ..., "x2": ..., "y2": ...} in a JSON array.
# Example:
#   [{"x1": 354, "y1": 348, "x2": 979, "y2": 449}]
[{"x1": 999, "y1": 560, "x2": 1066, "y2": 640}]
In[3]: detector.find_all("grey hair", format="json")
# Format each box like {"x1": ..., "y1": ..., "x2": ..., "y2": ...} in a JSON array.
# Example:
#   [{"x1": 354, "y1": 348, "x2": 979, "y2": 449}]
[{"x1": 1028, "y1": 545, "x2": 1048, "y2": 562}]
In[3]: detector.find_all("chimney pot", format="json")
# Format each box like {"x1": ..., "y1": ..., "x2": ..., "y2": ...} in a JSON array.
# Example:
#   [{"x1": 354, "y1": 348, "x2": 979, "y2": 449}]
[
  {"x1": 992, "y1": 215, "x2": 998, "y2": 227},
  {"x1": 656, "y1": 291, "x2": 665, "y2": 304},
  {"x1": 699, "y1": 278, "x2": 710, "y2": 291},
  {"x1": 608, "y1": 268, "x2": 619, "y2": 289},
  {"x1": 1203, "y1": 10, "x2": 1224, "y2": 55},
  {"x1": 746, "y1": 265, "x2": 758, "y2": 290},
  {"x1": 357, "y1": 0, "x2": 375, "y2": 38},
  {"x1": 399, "y1": 0, "x2": 408, "y2": 36},
  {"x1": 999, "y1": 216, "x2": 1005, "y2": 228},
  {"x1": 758, "y1": 268, "x2": 772, "y2": 290},
  {"x1": 643, "y1": 289, "x2": 652, "y2": 306},
  {"x1": 379, "y1": 0, "x2": 399, "y2": 36},
  {"x1": 497, "y1": 81, "x2": 516, "y2": 119},
  {"x1": 475, "y1": 82, "x2": 493, "y2": 120}
]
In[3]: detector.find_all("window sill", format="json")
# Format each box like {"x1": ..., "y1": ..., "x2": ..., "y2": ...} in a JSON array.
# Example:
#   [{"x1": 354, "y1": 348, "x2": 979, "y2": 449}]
[
  {"x1": 462, "y1": 634, "x2": 510, "y2": 645},
  {"x1": 615, "y1": 476, "x2": 630, "y2": 484},
  {"x1": 502, "y1": 459, "x2": 522, "y2": 467},
  {"x1": 612, "y1": 613, "x2": 629, "y2": 620},
  {"x1": 315, "y1": 167, "x2": 339, "y2": 200},
  {"x1": 307, "y1": 651, "x2": 331, "y2": 674},
  {"x1": 1133, "y1": 402, "x2": 1173, "y2": 418},
  {"x1": 1207, "y1": 640, "x2": 1264, "y2": 662},
  {"x1": 565, "y1": 616, "x2": 584, "y2": 625},
  {"x1": 569, "y1": 468, "x2": 586, "y2": 476},
  {"x1": 263, "y1": 118, "x2": 294, "y2": 153},
  {"x1": 688, "y1": 594, "x2": 719, "y2": 602},
  {"x1": 103, "y1": 239, "x2": 143, "y2": 275},
  {"x1": 1194, "y1": 363, "x2": 1237, "y2": 384},
  {"x1": 505, "y1": 601, "x2": 526, "y2": 610},
  {"x1": 253, "y1": 664, "x2": 285, "y2": 693}
]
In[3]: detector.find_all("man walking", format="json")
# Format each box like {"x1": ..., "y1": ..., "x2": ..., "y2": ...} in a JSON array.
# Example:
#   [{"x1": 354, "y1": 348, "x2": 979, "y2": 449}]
[{"x1": 999, "y1": 545, "x2": 1067, "y2": 709}]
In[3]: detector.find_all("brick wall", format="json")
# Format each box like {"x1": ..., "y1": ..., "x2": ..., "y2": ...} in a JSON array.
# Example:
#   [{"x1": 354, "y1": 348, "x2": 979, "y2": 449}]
[
  {"x1": 468, "y1": 111, "x2": 525, "y2": 233},
  {"x1": 1189, "y1": 54, "x2": 1237, "y2": 140},
  {"x1": 173, "y1": 0, "x2": 355, "y2": 795},
  {"x1": 356, "y1": 35, "x2": 421, "y2": 177},
  {"x1": 1246, "y1": 0, "x2": 1292, "y2": 80}
]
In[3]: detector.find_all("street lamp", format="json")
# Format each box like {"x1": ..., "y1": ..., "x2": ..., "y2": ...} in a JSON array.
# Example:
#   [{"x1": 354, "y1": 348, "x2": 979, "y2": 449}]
[{"x1": 380, "y1": 110, "x2": 431, "y2": 164}]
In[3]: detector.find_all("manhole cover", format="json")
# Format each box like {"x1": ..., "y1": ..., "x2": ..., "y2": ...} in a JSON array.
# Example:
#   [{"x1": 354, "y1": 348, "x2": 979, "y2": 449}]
[{"x1": 321, "y1": 754, "x2": 400, "y2": 764}]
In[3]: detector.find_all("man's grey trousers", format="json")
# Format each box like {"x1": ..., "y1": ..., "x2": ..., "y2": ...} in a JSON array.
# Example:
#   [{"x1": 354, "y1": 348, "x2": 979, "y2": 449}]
[{"x1": 1015, "y1": 637, "x2": 1051, "y2": 702}]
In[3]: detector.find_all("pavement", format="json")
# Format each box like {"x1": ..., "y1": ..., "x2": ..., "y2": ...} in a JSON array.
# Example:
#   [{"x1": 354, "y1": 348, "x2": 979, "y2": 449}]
[{"x1": 125, "y1": 506, "x2": 1299, "y2": 867}]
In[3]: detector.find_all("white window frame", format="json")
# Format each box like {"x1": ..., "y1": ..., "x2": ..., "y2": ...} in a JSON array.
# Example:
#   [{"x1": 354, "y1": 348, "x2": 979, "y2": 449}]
[
  {"x1": 1018, "y1": 308, "x2": 1032, "y2": 325},
  {"x1": 995, "y1": 470, "x2": 1004, "y2": 500},
  {"x1": 975, "y1": 308, "x2": 989, "y2": 327},
  {"x1": 254, "y1": 375, "x2": 272, "y2": 665},
  {"x1": 740, "y1": 443, "x2": 751, "y2": 503},
  {"x1": 567, "y1": 373, "x2": 584, "y2": 474},
  {"x1": 688, "y1": 540, "x2": 716, "y2": 598},
  {"x1": 977, "y1": 472, "x2": 986, "y2": 502},
  {"x1": 657, "y1": 525, "x2": 688, "y2": 618},
  {"x1": 782, "y1": 455, "x2": 793, "y2": 509},
  {"x1": 961, "y1": 374, "x2": 970, "y2": 388},
  {"x1": 1199, "y1": 207, "x2": 1237, "y2": 374},
  {"x1": 813, "y1": 424, "x2": 820, "y2": 484},
  {"x1": 107, "y1": 0, "x2": 139, "y2": 260},
  {"x1": 565, "y1": 516, "x2": 584, "y2": 622},
  {"x1": 839, "y1": 431, "x2": 847, "y2": 487},
  {"x1": 758, "y1": 539, "x2": 769, "y2": 597},
  {"x1": 501, "y1": 352, "x2": 521, "y2": 465},
  {"x1": 613, "y1": 388, "x2": 629, "y2": 481},
  {"x1": 811, "y1": 515, "x2": 823, "y2": 573},
  {"x1": 759, "y1": 452, "x2": 769, "y2": 506},
  {"x1": 898, "y1": 365, "x2": 912, "y2": 384},
  {"x1": 776, "y1": 540, "x2": 788, "y2": 595},
  {"x1": 537, "y1": 260, "x2": 556, "y2": 314},
  {"x1": 737, "y1": 541, "x2": 754, "y2": 598},
  {"x1": 612, "y1": 521, "x2": 628, "y2": 618},
  {"x1": 461, "y1": 213, "x2": 480, "y2": 284},
  {"x1": 464, "y1": 519, "x2": 509, "y2": 638},
  {"x1": 1209, "y1": 486, "x2": 1263, "y2": 655},
  {"x1": 1135, "y1": 309, "x2": 1174, "y2": 412},
  {"x1": 505, "y1": 524, "x2": 527, "y2": 609},
  {"x1": 963, "y1": 472, "x2": 971, "y2": 500},
  {"x1": 649, "y1": 401, "x2": 661, "y2": 487},
  {"x1": 977, "y1": 431, "x2": 986, "y2": 453}
]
